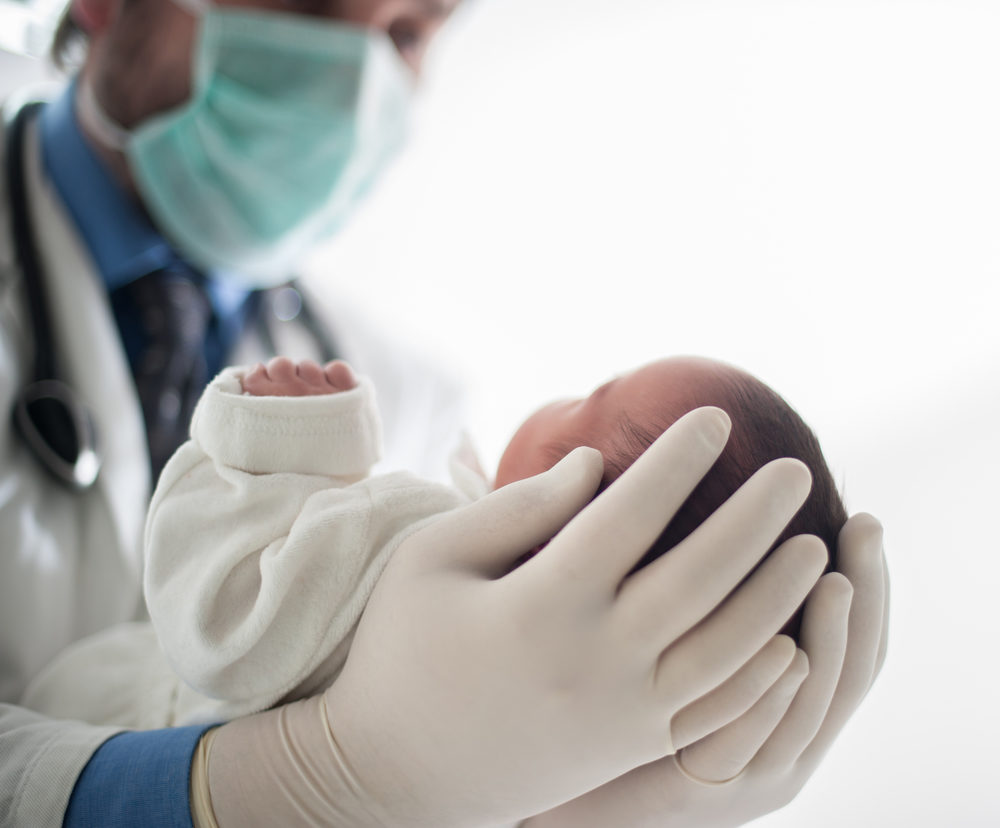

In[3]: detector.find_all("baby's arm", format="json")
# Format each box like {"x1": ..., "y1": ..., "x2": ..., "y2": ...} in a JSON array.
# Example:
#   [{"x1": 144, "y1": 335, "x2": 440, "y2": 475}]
[{"x1": 142, "y1": 358, "x2": 414, "y2": 713}]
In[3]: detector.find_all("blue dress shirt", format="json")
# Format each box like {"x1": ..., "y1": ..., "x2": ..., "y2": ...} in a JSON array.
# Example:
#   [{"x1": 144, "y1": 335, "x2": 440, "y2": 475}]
[{"x1": 64, "y1": 726, "x2": 212, "y2": 828}]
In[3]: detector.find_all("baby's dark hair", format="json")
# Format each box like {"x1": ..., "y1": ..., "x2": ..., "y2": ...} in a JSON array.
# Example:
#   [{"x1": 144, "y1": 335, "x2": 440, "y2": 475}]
[
  {"x1": 544, "y1": 361, "x2": 846, "y2": 618},
  {"x1": 608, "y1": 365, "x2": 845, "y2": 577}
]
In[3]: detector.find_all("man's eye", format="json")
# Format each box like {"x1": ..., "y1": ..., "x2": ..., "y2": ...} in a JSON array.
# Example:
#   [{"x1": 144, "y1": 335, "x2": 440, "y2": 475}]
[
  {"x1": 279, "y1": 0, "x2": 333, "y2": 15},
  {"x1": 388, "y1": 20, "x2": 423, "y2": 53}
]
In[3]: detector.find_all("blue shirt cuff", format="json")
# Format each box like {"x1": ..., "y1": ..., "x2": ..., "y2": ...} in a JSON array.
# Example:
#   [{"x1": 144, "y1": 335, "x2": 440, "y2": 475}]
[{"x1": 64, "y1": 725, "x2": 214, "y2": 828}]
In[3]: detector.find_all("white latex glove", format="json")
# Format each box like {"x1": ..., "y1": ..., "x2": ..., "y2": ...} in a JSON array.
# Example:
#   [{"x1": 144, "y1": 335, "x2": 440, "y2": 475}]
[
  {"x1": 203, "y1": 408, "x2": 829, "y2": 828},
  {"x1": 522, "y1": 513, "x2": 890, "y2": 828}
]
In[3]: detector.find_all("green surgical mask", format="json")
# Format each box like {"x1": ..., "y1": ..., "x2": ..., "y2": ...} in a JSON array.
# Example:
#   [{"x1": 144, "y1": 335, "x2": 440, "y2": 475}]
[{"x1": 78, "y1": 5, "x2": 415, "y2": 285}]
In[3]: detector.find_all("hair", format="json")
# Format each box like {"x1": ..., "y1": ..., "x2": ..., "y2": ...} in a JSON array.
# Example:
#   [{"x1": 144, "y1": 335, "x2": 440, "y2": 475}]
[
  {"x1": 543, "y1": 361, "x2": 846, "y2": 635},
  {"x1": 50, "y1": 5, "x2": 88, "y2": 72}
]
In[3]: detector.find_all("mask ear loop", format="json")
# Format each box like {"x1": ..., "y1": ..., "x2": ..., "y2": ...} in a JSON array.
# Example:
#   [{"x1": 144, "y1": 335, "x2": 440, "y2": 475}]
[
  {"x1": 75, "y1": 79, "x2": 130, "y2": 151},
  {"x1": 7, "y1": 101, "x2": 102, "y2": 490},
  {"x1": 74, "y1": 0, "x2": 210, "y2": 153}
]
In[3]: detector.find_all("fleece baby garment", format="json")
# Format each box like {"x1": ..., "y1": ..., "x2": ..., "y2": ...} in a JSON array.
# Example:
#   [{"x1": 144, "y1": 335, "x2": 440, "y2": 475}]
[{"x1": 21, "y1": 368, "x2": 472, "y2": 727}]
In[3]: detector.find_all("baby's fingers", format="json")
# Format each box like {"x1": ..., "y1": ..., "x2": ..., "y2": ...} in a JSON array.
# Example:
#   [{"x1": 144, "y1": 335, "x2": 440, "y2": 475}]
[
  {"x1": 323, "y1": 360, "x2": 357, "y2": 391},
  {"x1": 265, "y1": 356, "x2": 297, "y2": 381},
  {"x1": 295, "y1": 359, "x2": 327, "y2": 387}
]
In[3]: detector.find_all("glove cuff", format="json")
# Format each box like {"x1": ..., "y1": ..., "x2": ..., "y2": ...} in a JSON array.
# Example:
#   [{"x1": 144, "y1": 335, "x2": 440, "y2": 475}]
[
  {"x1": 207, "y1": 696, "x2": 382, "y2": 827},
  {"x1": 190, "y1": 727, "x2": 221, "y2": 828}
]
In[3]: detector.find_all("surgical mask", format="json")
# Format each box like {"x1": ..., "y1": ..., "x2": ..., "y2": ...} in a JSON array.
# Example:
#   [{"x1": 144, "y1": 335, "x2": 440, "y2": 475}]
[{"x1": 77, "y1": 1, "x2": 415, "y2": 286}]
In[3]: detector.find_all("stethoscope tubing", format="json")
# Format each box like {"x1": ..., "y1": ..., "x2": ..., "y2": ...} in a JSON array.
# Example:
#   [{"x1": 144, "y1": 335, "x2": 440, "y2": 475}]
[
  {"x1": 4, "y1": 100, "x2": 340, "y2": 491},
  {"x1": 6, "y1": 100, "x2": 102, "y2": 490}
]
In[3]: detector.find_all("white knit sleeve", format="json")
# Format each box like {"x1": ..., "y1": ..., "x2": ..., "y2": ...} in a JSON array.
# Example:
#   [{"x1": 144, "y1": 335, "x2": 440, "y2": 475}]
[
  {"x1": 187, "y1": 366, "x2": 382, "y2": 477},
  {"x1": 143, "y1": 369, "x2": 466, "y2": 711}
]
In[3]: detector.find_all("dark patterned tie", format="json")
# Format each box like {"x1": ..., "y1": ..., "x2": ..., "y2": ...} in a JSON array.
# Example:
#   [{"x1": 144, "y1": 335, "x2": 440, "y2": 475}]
[{"x1": 123, "y1": 267, "x2": 211, "y2": 481}]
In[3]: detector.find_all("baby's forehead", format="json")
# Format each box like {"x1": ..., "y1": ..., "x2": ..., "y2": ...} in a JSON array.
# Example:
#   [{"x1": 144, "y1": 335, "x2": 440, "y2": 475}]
[
  {"x1": 591, "y1": 357, "x2": 749, "y2": 446},
  {"x1": 612, "y1": 357, "x2": 735, "y2": 410},
  {"x1": 583, "y1": 357, "x2": 753, "y2": 479},
  {"x1": 635, "y1": 355, "x2": 725, "y2": 382}
]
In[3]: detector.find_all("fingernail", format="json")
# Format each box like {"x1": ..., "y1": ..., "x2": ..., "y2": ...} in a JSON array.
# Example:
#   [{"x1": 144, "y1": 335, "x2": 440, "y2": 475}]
[
  {"x1": 701, "y1": 406, "x2": 731, "y2": 446},
  {"x1": 788, "y1": 649, "x2": 810, "y2": 683}
]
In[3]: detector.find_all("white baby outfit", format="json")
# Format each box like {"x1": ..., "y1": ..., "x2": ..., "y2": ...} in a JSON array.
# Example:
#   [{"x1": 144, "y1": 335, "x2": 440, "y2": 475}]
[{"x1": 21, "y1": 368, "x2": 476, "y2": 728}]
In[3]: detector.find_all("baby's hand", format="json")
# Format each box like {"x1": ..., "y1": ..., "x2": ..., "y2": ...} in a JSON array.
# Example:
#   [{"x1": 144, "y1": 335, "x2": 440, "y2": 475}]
[{"x1": 242, "y1": 357, "x2": 357, "y2": 397}]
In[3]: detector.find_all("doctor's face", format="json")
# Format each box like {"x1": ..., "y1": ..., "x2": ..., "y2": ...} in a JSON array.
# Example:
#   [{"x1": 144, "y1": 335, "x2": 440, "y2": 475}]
[{"x1": 83, "y1": 0, "x2": 459, "y2": 132}]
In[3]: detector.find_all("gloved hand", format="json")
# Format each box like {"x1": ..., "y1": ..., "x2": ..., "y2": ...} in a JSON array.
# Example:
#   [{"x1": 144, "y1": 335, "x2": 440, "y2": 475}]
[
  {"x1": 199, "y1": 408, "x2": 829, "y2": 828},
  {"x1": 521, "y1": 513, "x2": 889, "y2": 828}
]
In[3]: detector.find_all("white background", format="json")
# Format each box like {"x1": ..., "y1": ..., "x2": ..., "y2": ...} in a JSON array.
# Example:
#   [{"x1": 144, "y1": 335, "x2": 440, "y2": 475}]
[{"x1": 4, "y1": 0, "x2": 999, "y2": 825}]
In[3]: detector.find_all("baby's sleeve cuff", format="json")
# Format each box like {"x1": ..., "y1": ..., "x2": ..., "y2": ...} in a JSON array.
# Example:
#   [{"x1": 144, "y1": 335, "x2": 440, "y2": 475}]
[{"x1": 189, "y1": 367, "x2": 383, "y2": 477}]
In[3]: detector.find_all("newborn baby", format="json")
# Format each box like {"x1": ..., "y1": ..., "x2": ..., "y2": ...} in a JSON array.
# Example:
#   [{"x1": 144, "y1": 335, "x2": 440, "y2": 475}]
[
  {"x1": 495, "y1": 357, "x2": 844, "y2": 576},
  {"x1": 20, "y1": 355, "x2": 844, "y2": 730}
]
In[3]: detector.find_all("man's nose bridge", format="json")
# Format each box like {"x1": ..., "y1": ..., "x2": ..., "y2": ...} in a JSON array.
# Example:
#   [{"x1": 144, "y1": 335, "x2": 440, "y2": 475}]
[{"x1": 339, "y1": 0, "x2": 403, "y2": 32}]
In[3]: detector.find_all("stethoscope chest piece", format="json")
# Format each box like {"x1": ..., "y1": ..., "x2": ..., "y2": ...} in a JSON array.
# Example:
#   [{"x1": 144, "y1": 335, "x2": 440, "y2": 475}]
[{"x1": 13, "y1": 378, "x2": 101, "y2": 490}]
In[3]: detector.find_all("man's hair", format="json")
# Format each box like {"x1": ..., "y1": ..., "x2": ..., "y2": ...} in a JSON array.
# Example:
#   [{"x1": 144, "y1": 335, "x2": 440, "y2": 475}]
[{"x1": 51, "y1": 5, "x2": 87, "y2": 71}]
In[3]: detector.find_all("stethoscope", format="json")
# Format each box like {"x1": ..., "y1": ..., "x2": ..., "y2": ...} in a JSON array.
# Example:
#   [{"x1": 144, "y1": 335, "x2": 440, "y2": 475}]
[{"x1": 5, "y1": 100, "x2": 339, "y2": 492}]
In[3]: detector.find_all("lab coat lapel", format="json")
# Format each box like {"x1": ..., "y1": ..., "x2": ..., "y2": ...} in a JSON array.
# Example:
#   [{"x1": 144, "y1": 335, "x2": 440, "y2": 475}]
[{"x1": 23, "y1": 116, "x2": 150, "y2": 577}]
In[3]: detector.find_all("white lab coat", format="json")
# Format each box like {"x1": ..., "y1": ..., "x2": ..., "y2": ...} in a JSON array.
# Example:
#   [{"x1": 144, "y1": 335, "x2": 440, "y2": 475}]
[{"x1": 0, "y1": 97, "x2": 468, "y2": 826}]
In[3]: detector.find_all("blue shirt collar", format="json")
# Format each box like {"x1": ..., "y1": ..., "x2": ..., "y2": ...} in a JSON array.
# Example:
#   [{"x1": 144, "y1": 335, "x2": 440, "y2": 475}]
[{"x1": 39, "y1": 80, "x2": 177, "y2": 291}]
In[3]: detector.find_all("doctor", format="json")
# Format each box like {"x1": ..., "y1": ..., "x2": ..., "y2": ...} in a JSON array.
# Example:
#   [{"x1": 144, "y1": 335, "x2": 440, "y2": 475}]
[{"x1": 0, "y1": 0, "x2": 889, "y2": 825}]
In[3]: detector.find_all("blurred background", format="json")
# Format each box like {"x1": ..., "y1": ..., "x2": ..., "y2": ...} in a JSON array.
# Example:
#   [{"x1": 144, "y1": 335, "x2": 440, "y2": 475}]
[{"x1": 3, "y1": 0, "x2": 998, "y2": 824}]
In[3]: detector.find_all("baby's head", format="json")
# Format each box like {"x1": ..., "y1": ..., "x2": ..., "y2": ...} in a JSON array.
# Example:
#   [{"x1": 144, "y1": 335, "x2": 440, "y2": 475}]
[{"x1": 495, "y1": 357, "x2": 846, "y2": 579}]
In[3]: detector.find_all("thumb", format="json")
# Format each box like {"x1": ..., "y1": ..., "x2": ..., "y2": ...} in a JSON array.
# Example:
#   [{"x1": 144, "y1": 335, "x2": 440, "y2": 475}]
[{"x1": 407, "y1": 446, "x2": 604, "y2": 577}]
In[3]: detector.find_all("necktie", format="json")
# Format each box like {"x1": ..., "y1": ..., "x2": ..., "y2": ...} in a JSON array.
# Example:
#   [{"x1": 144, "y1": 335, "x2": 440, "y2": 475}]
[{"x1": 121, "y1": 267, "x2": 211, "y2": 481}]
